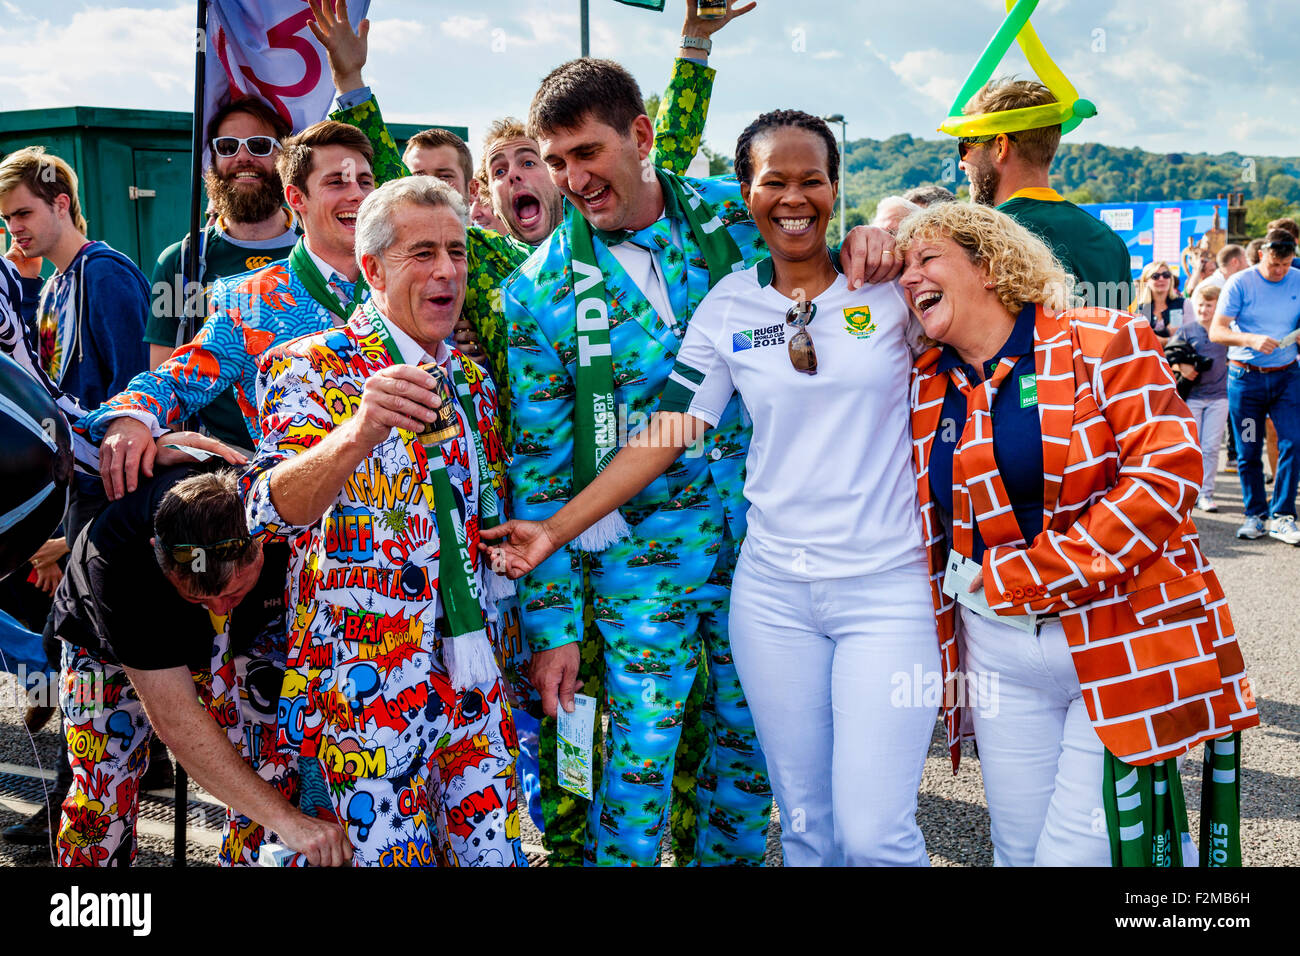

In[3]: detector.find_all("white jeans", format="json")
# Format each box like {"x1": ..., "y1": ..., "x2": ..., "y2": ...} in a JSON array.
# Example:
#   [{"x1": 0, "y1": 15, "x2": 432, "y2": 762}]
[
  {"x1": 1187, "y1": 396, "x2": 1230, "y2": 497},
  {"x1": 729, "y1": 553, "x2": 939, "y2": 866},
  {"x1": 958, "y1": 605, "x2": 1111, "y2": 866}
]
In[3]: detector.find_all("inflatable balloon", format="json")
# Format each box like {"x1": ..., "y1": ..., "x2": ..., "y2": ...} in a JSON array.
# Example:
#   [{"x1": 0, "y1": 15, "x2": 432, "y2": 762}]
[
  {"x1": 0, "y1": 350, "x2": 72, "y2": 581},
  {"x1": 939, "y1": 0, "x2": 1097, "y2": 139}
]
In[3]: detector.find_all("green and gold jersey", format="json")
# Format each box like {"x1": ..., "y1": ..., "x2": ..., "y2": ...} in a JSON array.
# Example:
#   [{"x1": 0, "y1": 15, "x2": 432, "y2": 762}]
[{"x1": 998, "y1": 187, "x2": 1133, "y2": 309}]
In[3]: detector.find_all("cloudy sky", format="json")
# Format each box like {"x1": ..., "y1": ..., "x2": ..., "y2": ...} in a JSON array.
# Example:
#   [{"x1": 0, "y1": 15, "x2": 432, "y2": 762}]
[{"x1": 0, "y1": 0, "x2": 1296, "y2": 160}]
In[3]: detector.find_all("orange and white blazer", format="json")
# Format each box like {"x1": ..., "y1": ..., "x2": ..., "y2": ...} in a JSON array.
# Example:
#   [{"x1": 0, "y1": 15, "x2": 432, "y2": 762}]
[{"x1": 911, "y1": 305, "x2": 1258, "y2": 770}]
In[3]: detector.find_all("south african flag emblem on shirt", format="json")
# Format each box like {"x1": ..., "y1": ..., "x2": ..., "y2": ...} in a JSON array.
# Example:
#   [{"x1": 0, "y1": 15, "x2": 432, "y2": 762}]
[{"x1": 843, "y1": 306, "x2": 876, "y2": 339}]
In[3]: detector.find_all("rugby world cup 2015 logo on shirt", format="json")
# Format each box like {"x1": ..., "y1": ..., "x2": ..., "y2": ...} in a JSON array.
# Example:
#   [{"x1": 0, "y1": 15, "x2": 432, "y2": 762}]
[{"x1": 733, "y1": 323, "x2": 786, "y2": 352}]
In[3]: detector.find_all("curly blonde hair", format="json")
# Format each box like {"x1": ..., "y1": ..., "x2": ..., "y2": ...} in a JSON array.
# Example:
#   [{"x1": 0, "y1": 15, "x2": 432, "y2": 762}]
[{"x1": 895, "y1": 202, "x2": 1073, "y2": 313}]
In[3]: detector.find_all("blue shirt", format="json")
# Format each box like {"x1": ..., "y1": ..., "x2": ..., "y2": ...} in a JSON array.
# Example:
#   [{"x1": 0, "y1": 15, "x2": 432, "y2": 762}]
[
  {"x1": 1220, "y1": 267, "x2": 1300, "y2": 368},
  {"x1": 929, "y1": 303, "x2": 1045, "y2": 562}
]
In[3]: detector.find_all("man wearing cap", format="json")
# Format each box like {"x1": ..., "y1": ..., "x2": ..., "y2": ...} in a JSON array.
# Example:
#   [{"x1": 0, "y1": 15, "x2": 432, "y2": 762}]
[{"x1": 1210, "y1": 228, "x2": 1300, "y2": 545}]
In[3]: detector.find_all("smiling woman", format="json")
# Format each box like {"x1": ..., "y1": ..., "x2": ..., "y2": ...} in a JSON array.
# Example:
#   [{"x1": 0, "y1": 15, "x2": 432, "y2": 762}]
[
  {"x1": 896, "y1": 201, "x2": 1258, "y2": 868},
  {"x1": 482, "y1": 109, "x2": 939, "y2": 867}
]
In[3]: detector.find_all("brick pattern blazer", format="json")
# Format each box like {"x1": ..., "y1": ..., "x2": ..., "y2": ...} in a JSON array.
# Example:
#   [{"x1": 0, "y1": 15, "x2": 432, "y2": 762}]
[{"x1": 911, "y1": 305, "x2": 1258, "y2": 770}]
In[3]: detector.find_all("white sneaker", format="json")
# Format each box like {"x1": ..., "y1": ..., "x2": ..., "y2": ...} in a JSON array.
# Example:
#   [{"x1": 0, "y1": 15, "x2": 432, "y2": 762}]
[
  {"x1": 1197, "y1": 495, "x2": 1218, "y2": 513},
  {"x1": 1236, "y1": 516, "x2": 1266, "y2": 539},
  {"x1": 1269, "y1": 515, "x2": 1300, "y2": 545}
]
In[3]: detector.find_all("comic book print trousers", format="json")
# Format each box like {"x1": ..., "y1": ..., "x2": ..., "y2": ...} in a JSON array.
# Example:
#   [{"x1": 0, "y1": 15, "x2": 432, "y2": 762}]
[
  {"x1": 295, "y1": 633, "x2": 527, "y2": 868},
  {"x1": 583, "y1": 520, "x2": 772, "y2": 866},
  {"x1": 56, "y1": 639, "x2": 296, "y2": 867}
]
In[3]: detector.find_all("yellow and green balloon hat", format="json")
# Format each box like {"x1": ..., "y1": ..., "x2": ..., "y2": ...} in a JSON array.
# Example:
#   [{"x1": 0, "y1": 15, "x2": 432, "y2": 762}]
[{"x1": 939, "y1": 0, "x2": 1097, "y2": 138}]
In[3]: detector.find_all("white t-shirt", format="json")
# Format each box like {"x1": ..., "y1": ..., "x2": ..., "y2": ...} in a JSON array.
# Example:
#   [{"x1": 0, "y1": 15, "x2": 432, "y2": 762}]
[{"x1": 660, "y1": 262, "x2": 926, "y2": 581}]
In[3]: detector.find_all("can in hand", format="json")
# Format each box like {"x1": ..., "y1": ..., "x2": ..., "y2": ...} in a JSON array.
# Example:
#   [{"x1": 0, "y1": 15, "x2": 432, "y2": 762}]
[
  {"x1": 416, "y1": 362, "x2": 463, "y2": 447},
  {"x1": 697, "y1": 0, "x2": 728, "y2": 18}
]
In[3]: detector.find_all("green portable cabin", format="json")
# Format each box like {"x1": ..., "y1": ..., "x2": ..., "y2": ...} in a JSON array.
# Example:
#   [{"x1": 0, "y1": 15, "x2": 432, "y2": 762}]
[{"x1": 0, "y1": 106, "x2": 468, "y2": 274}]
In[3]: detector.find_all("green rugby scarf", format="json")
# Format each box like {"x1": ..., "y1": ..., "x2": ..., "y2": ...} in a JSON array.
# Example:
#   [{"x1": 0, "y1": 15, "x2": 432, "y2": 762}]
[
  {"x1": 360, "y1": 300, "x2": 506, "y2": 689},
  {"x1": 289, "y1": 239, "x2": 369, "y2": 320},
  {"x1": 1103, "y1": 733, "x2": 1242, "y2": 867},
  {"x1": 566, "y1": 169, "x2": 743, "y2": 551}
]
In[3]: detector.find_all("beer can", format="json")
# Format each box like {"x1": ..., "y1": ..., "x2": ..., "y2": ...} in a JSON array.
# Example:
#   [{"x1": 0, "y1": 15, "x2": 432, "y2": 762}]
[
  {"x1": 417, "y1": 362, "x2": 463, "y2": 446},
  {"x1": 697, "y1": 0, "x2": 728, "y2": 18}
]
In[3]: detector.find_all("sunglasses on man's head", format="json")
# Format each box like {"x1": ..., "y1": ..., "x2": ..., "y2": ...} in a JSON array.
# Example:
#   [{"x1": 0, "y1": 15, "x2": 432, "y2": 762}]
[
  {"x1": 166, "y1": 536, "x2": 251, "y2": 565},
  {"x1": 211, "y1": 135, "x2": 280, "y2": 158},
  {"x1": 1264, "y1": 242, "x2": 1297, "y2": 256}
]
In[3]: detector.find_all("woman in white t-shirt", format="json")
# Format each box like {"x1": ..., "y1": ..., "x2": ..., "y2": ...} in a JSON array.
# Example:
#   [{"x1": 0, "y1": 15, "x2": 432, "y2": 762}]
[{"x1": 483, "y1": 111, "x2": 939, "y2": 866}]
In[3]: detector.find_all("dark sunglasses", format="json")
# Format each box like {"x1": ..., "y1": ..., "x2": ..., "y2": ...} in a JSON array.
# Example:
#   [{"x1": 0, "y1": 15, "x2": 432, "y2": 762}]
[
  {"x1": 1149, "y1": 271, "x2": 1173, "y2": 280},
  {"x1": 957, "y1": 133, "x2": 1015, "y2": 160},
  {"x1": 1264, "y1": 242, "x2": 1297, "y2": 256},
  {"x1": 212, "y1": 135, "x2": 280, "y2": 158},
  {"x1": 166, "y1": 536, "x2": 252, "y2": 565},
  {"x1": 786, "y1": 300, "x2": 818, "y2": 375}
]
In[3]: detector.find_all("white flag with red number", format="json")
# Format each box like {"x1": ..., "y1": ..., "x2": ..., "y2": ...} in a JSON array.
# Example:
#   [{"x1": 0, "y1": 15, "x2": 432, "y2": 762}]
[{"x1": 204, "y1": 0, "x2": 370, "y2": 140}]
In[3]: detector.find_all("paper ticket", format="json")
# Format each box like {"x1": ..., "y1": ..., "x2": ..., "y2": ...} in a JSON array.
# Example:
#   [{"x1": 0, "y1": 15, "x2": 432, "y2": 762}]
[
  {"x1": 942, "y1": 549, "x2": 1038, "y2": 634},
  {"x1": 556, "y1": 693, "x2": 597, "y2": 800}
]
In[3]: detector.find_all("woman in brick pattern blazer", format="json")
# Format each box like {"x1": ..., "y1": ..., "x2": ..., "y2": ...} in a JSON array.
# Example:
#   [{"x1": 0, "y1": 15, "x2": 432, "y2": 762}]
[{"x1": 895, "y1": 203, "x2": 1258, "y2": 866}]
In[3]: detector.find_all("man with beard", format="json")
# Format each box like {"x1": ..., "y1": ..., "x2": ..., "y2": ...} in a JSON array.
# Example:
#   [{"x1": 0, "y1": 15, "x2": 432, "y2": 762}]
[
  {"x1": 144, "y1": 97, "x2": 298, "y2": 451},
  {"x1": 958, "y1": 78, "x2": 1131, "y2": 309},
  {"x1": 82, "y1": 121, "x2": 376, "y2": 500}
]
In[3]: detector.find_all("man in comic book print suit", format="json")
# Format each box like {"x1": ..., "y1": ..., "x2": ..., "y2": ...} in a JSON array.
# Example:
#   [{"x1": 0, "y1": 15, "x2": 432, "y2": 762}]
[
  {"x1": 50, "y1": 464, "x2": 327, "y2": 867},
  {"x1": 243, "y1": 177, "x2": 524, "y2": 867}
]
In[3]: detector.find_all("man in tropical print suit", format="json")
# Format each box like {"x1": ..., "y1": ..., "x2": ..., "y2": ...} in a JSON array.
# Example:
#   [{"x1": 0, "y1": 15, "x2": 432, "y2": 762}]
[{"x1": 503, "y1": 57, "x2": 902, "y2": 865}]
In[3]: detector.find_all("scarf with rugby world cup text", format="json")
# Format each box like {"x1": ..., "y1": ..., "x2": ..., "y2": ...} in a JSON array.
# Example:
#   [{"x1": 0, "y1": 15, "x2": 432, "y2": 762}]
[
  {"x1": 566, "y1": 168, "x2": 743, "y2": 551},
  {"x1": 359, "y1": 300, "x2": 512, "y2": 690},
  {"x1": 1103, "y1": 733, "x2": 1242, "y2": 867}
]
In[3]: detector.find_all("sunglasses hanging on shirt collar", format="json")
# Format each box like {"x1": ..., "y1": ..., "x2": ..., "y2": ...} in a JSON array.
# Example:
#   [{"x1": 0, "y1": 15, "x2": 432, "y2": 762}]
[{"x1": 786, "y1": 299, "x2": 818, "y2": 375}]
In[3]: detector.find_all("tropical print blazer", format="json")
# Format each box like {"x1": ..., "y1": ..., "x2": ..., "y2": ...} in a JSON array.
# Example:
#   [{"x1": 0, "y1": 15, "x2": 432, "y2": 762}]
[
  {"x1": 911, "y1": 305, "x2": 1258, "y2": 769},
  {"x1": 503, "y1": 175, "x2": 766, "y2": 654}
]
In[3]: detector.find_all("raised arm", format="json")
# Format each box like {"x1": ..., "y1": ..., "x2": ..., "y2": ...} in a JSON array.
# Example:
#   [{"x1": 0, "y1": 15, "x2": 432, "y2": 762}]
[
  {"x1": 490, "y1": 289, "x2": 730, "y2": 578},
  {"x1": 245, "y1": 349, "x2": 440, "y2": 534},
  {"x1": 86, "y1": 298, "x2": 249, "y2": 500},
  {"x1": 484, "y1": 412, "x2": 704, "y2": 577},
  {"x1": 649, "y1": 1, "x2": 757, "y2": 174},
  {"x1": 311, "y1": 0, "x2": 409, "y2": 186}
]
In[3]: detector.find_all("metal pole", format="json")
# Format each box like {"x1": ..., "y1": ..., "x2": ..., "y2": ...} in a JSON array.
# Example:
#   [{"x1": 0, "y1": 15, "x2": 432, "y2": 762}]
[
  {"x1": 183, "y1": 0, "x2": 207, "y2": 349},
  {"x1": 174, "y1": 0, "x2": 204, "y2": 865},
  {"x1": 839, "y1": 120, "x2": 847, "y2": 244},
  {"x1": 580, "y1": 0, "x2": 590, "y2": 56},
  {"x1": 824, "y1": 114, "x2": 847, "y2": 243},
  {"x1": 173, "y1": 765, "x2": 188, "y2": 866}
]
